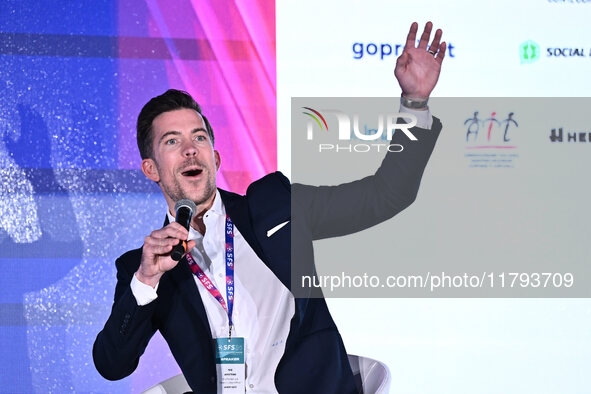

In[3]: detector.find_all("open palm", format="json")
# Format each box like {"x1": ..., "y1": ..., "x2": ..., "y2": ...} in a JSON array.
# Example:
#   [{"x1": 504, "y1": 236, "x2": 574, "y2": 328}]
[{"x1": 395, "y1": 22, "x2": 446, "y2": 99}]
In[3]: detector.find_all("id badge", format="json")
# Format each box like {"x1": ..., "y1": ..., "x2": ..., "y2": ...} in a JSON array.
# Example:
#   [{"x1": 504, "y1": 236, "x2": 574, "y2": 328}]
[{"x1": 215, "y1": 337, "x2": 245, "y2": 393}]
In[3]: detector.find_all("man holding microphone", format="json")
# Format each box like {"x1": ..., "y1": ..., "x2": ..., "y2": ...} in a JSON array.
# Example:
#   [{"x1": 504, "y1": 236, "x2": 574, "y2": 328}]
[{"x1": 94, "y1": 21, "x2": 446, "y2": 393}]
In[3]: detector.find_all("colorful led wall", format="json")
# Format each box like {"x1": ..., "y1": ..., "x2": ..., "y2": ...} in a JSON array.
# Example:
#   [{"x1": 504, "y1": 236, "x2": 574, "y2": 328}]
[{"x1": 0, "y1": 0, "x2": 276, "y2": 392}]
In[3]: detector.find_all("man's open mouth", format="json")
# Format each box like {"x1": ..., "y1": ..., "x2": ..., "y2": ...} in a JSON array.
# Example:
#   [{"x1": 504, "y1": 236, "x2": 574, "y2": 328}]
[{"x1": 181, "y1": 168, "x2": 203, "y2": 177}]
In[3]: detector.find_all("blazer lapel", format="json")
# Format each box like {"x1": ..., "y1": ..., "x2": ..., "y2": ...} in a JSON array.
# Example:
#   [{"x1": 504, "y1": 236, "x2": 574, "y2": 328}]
[
  {"x1": 219, "y1": 189, "x2": 268, "y2": 266},
  {"x1": 219, "y1": 187, "x2": 291, "y2": 291}
]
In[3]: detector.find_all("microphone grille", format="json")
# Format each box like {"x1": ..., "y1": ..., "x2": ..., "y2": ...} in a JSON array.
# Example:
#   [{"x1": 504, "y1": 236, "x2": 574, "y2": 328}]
[{"x1": 174, "y1": 198, "x2": 197, "y2": 215}]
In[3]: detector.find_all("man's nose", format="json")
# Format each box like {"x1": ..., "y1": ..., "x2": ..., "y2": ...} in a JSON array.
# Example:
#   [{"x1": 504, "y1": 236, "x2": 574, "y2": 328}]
[{"x1": 182, "y1": 140, "x2": 198, "y2": 156}]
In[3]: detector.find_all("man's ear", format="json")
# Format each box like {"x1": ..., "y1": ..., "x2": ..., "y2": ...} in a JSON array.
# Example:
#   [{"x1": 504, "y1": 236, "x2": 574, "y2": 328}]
[
  {"x1": 214, "y1": 150, "x2": 221, "y2": 171},
  {"x1": 141, "y1": 158, "x2": 160, "y2": 182}
]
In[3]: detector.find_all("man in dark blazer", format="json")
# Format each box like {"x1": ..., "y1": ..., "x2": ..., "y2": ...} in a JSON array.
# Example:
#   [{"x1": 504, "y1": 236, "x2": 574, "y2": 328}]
[{"x1": 93, "y1": 22, "x2": 446, "y2": 393}]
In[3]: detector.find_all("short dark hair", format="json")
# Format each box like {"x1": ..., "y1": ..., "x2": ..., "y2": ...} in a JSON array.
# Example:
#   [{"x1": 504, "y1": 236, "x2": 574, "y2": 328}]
[{"x1": 136, "y1": 89, "x2": 215, "y2": 160}]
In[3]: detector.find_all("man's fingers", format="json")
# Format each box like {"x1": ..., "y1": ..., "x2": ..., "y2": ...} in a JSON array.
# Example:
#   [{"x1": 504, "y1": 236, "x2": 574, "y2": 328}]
[
  {"x1": 428, "y1": 29, "x2": 442, "y2": 54},
  {"x1": 163, "y1": 222, "x2": 190, "y2": 238},
  {"x1": 149, "y1": 223, "x2": 189, "y2": 240},
  {"x1": 146, "y1": 242, "x2": 176, "y2": 256},
  {"x1": 186, "y1": 240, "x2": 197, "y2": 252},
  {"x1": 144, "y1": 235, "x2": 178, "y2": 248},
  {"x1": 405, "y1": 22, "x2": 418, "y2": 49},
  {"x1": 144, "y1": 236, "x2": 178, "y2": 255},
  {"x1": 396, "y1": 51, "x2": 408, "y2": 68},
  {"x1": 417, "y1": 21, "x2": 433, "y2": 49},
  {"x1": 436, "y1": 42, "x2": 447, "y2": 64},
  {"x1": 148, "y1": 228, "x2": 176, "y2": 240}
]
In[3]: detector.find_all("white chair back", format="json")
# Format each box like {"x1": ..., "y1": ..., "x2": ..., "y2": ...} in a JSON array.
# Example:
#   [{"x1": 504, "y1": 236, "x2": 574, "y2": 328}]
[
  {"x1": 142, "y1": 354, "x2": 391, "y2": 393},
  {"x1": 348, "y1": 354, "x2": 391, "y2": 393},
  {"x1": 142, "y1": 373, "x2": 191, "y2": 394}
]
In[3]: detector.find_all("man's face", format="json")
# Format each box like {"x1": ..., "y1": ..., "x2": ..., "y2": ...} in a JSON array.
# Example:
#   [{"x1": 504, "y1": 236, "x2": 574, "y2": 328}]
[{"x1": 141, "y1": 108, "x2": 220, "y2": 212}]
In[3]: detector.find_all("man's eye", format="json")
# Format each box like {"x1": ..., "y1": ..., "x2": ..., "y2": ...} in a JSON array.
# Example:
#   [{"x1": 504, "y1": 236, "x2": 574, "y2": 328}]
[
  {"x1": 196, "y1": 135, "x2": 207, "y2": 142},
  {"x1": 165, "y1": 139, "x2": 177, "y2": 145}
]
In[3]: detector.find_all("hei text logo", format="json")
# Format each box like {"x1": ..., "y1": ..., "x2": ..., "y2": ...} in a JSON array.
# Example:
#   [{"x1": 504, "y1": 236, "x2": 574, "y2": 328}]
[{"x1": 550, "y1": 128, "x2": 591, "y2": 143}]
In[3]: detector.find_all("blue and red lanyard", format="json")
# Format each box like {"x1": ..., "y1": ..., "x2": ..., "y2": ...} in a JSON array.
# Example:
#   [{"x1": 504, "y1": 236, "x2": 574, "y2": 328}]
[{"x1": 185, "y1": 215, "x2": 235, "y2": 338}]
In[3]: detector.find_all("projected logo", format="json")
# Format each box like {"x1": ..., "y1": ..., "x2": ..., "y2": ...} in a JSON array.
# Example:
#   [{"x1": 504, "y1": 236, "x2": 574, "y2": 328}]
[
  {"x1": 550, "y1": 128, "x2": 591, "y2": 143},
  {"x1": 520, "y1": 40, "x2": 541, "y2": 64},
  {"x1": 521, "y1": 40, "x2": 591, "y2": 63},
  {"x1": 464, "y1": 110, "x2": 520, "y2": 168},
  {"x1": 352, "y1": 41, "x2": 456, "y2": 60},
  {"x1": 302, "y1": 107, "x2": 329, "y2": 136},
  {"x1": 301, "y1": 106, "x2": 418, "y2": 153},
  {"x1": 547, "y1": 0, "x2": 591, "y2": 4}
]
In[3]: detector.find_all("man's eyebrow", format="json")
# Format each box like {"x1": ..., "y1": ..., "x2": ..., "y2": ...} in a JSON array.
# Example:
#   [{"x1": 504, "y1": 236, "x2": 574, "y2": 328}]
[
  {"x1": 158, "y1": 128, "x2": 208, "y2": 144},
  {"x1": 159, "y1": 130, "x2": 181, "y2": 144}
]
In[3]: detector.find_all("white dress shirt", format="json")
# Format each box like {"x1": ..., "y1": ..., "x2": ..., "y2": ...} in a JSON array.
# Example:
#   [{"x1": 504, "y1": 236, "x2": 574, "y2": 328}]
[{"x1": 403, "y1": 104, "x2": 432, "y2": 129}]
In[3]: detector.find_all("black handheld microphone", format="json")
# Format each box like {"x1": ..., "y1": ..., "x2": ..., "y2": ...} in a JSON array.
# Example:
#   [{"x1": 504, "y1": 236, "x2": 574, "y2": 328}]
[{"x1": 170, "y1": 198, "x2": 197, "y2": 261}]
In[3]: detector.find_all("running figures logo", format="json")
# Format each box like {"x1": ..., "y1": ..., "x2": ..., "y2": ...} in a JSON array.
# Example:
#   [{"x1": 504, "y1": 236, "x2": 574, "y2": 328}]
[
  {"x1": 464, "y1": 110, "x2": 521, "y2": 168},
  {"x1": 465, "y1": 111, "x2": 519, "y2": 146}
]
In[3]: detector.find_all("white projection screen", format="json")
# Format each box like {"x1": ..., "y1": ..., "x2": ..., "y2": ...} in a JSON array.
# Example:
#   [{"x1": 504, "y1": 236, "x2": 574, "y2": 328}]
[{"x1": 278, "y1": 1, "x2": 591, "y2": 393}]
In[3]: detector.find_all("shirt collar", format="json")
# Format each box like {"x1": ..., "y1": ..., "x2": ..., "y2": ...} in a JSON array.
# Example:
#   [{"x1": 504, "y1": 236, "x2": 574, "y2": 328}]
[{"x1": 207, "y1": 189, "x2": 224, "y2": 217}]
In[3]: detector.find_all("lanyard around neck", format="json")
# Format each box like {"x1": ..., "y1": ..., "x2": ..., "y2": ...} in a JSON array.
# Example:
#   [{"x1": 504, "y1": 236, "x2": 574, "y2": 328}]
[{"x1": 185, "y1": 215, "x2": 235, "y2": 338}]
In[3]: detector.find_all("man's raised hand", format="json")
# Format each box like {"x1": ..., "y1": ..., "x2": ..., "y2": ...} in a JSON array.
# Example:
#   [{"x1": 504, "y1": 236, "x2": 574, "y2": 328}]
[
  {"x1": 136, "y1": 223, "x2": 197, "y2": 288},
  {"x1": 395, "y1": 21, "x2": 446, "y2": 100}
]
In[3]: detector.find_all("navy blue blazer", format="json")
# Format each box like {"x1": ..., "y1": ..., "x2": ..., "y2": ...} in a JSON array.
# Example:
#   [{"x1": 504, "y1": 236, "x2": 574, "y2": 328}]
[{"x1": 93, "y1": 118, "x2": 442, "y2": 393}]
